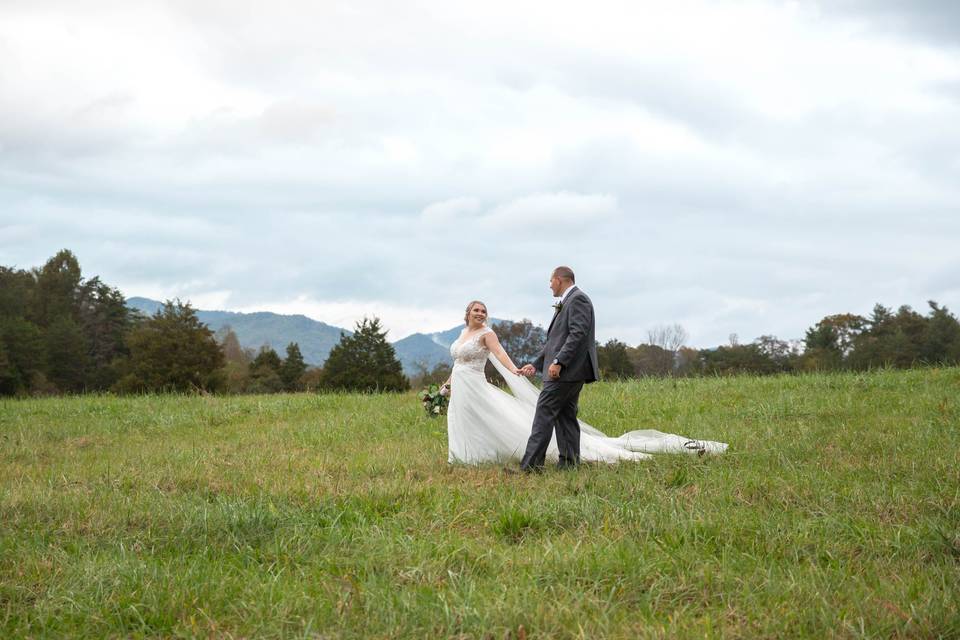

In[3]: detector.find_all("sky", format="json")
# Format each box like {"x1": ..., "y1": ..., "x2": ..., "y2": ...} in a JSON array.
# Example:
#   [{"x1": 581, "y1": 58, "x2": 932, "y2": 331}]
[{"x1": 1, "y1": 0, "x2": 958, "y2": 346}]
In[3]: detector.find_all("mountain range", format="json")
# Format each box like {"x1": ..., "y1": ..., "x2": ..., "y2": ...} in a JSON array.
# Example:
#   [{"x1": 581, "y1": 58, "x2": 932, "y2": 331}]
[{"x1": 126, "y1": 297, "x2": 504, "y2": 375}]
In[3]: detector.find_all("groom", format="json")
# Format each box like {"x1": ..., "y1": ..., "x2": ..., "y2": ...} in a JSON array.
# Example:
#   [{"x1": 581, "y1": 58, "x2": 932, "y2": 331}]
[{"x1": 518, "y1": 266, "x2": 599, "y2": 471}]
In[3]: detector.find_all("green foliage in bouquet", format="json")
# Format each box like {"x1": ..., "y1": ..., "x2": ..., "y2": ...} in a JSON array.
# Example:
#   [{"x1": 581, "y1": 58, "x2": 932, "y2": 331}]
[{"x1": 418, "y1": 384, "x2": 448, "y2": 417}]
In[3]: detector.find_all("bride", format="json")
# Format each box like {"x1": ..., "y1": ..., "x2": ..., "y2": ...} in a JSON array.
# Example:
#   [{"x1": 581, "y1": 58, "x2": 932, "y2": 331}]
[{"x1": 444, "y1": 300, "x2": 728, "y2": 464}]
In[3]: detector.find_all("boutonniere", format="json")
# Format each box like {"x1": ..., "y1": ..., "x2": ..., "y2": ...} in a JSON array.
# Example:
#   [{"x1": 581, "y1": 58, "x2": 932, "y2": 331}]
[{"x1": 552, "y1": 302, "x2": 563, "y2": 313}]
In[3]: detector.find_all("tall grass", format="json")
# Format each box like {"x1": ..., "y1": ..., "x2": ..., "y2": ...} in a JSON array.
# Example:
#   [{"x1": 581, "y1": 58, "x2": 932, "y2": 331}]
[{"x1": 1, "y1": 368, "x2": 958, "y2": 638}]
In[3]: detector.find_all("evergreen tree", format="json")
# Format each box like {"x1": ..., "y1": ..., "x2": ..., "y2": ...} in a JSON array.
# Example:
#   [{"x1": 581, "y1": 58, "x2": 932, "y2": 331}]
[
  {"x1": 44, "y1": 317, "x2": 89, "y2": 392},
  {"x1": 885, "y1": 329, "x2": 918, "y2": 368},
  {"x1": 895, "y1": 304, "x2": 927, "y2": 333},
  {"x1": 323, "y1": 317, "x2": 408, "y2": 392},
  {"x1": 847, "y1": 303, "x2": 893, "y2": 369},
  {"x1": 804, "y1": 322, "x2": 838, "y2": 352},
  {"x1": 868, "y1": 304, "x2": 894, "y2": 335},
  {"x1": 77, "y1": 277, "x2": 131, "y2": 390},
  {"x1": 0, "y1": 316, "x2": 45, "y2": 395},
  {"x1": 0, "y1": 266, "x2": 37, "y2": 320},
  {"x1": 280, "y1": 342, "x2": 307, "y2": 391},
  {"x1": 0, "y1": 341, "x2": 15, "y2": 395},
  {"x1": 700, "y1": 343, "x2": 779, "y2": 375},
  {"x1": 248, "y1": 346, "x2": 284, "y2": 393},
  {"x1": 849, "y1": 305, "x2": 927, "y2": 369},
  {"x1": 251, "y1": 346, "x2": 283, "y2": 372},
  {"x1": 920, "y1": 301, "x2": 960, "y2": 364},
  {"x1": 115, "y1": 300, "x2": 224, "y2": 393},
  {"x1": 801, "y1": 320, "x2": 844, "y2": 370}
]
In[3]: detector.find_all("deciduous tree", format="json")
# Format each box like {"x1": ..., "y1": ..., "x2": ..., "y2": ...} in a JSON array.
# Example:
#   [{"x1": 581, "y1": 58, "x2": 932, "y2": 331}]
[
  {"x1": 597, "y1": 339, "x2": 634, "y2": 379},
  {"x1": 34, "y1": 249, "x2": 82, "y2": 327}
]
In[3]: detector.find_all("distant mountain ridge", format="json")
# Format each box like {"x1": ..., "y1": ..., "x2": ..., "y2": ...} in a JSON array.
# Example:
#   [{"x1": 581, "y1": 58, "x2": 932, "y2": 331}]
[
  {"x1": 126, "y1": 297, "x2": 505, "y2": 374},
  {"x1": 391, "y1": 319, "x2": 506, "y2": 374},
  {"x1": 127, "y1": 297, "x2": 350, "y2": 368}
]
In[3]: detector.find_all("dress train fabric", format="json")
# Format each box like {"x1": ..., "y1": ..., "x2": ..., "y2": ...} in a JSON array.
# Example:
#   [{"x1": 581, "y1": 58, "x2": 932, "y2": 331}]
[{"x1": 446, "y1": 328, "x2": 728, "y2": 464}]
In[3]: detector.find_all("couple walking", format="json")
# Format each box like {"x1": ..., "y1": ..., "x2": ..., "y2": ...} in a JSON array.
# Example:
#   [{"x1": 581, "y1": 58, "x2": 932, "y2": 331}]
[{"x1": 445, "y1": 266, "x2": 727, "y2": 471}]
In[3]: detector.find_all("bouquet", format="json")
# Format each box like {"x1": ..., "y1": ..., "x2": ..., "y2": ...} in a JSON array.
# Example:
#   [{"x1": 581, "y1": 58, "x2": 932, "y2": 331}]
[{"x1": 418, "y1": 383, "x2": 449, "y2": 417}]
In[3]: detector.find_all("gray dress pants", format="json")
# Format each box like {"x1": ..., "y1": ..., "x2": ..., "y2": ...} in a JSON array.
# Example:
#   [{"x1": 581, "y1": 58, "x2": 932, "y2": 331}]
[{"x1": 520, "y1": 380, "x2": 584, "y2": 471}]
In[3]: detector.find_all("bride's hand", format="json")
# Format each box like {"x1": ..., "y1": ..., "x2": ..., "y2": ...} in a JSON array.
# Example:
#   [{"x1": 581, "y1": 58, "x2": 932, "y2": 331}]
[{"x1": 509, "y1": 367, "x2": 520, "y2": 376}]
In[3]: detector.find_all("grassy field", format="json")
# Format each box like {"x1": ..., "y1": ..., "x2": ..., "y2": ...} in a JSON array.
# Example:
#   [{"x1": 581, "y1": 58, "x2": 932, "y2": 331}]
[{"x1": 1, "y1": 368, "x2": 959, "y2": 639}]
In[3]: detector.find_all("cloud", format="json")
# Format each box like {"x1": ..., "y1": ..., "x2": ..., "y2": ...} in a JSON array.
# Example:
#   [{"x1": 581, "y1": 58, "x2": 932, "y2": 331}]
[
  {"x1": 480, "y1": 192, "x2": 619, "y2": 229},
  {"x1": 819, "y1": 1, "x2": 960, "y2": 46},
  {"x1": 1, "y1": 0, "x2": 959, "y2": 347},
  {"x1": 420, "y1": 197, "x2": 482, "y2": 223}
]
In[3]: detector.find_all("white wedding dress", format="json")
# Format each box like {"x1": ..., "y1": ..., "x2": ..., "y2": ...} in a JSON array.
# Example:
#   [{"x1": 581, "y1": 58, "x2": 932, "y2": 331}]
[{"x1": 446, "y1": 326, "x2": 728, "y2": 464}]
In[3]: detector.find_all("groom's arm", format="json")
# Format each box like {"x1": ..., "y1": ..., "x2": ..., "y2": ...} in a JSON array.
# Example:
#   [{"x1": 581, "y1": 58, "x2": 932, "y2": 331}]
[
  {"x1": 531, "y1": 348, "x2": 545, "y2": 373},
  {"x1": 555, "y1": 295, "x2": 593, "y2": 368}
]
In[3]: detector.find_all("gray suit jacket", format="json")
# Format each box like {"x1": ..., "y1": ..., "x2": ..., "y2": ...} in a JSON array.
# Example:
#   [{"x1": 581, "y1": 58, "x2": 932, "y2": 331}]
[{"x1": 533, "y1": 287, "x2": 600, "y2": 383}]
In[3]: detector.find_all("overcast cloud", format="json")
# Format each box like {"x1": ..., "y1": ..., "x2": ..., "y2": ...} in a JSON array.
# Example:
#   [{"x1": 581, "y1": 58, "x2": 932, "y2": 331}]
[{"x1": 1, "y1": 0, "x2": 958, "y2": 345}]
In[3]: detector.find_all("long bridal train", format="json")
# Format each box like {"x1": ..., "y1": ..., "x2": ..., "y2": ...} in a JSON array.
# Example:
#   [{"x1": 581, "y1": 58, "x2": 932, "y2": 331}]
[{"x1": 446, "y1": 327, "x2": 728, "y2": 464}]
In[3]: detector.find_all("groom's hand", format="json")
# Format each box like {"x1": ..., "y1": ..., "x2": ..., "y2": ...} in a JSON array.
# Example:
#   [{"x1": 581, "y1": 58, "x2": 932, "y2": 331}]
[
  {"x1": 548, "y1": 363, "x2": 562, "y2": 379},
  {"x1": 519, "y1": 364, "x2": 536, "y2": 377}
]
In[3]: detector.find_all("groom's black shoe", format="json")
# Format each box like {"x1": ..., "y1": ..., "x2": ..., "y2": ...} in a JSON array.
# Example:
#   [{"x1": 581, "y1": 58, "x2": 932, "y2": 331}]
[
  {"x1": 504, "y1": 465, "x2": 542, "y2": 475},
  {"x1": 503, "y1": 467, "x2": 543, "y2": 476}
]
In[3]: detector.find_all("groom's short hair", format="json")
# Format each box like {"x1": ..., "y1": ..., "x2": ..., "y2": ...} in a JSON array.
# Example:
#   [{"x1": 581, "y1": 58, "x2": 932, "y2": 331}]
[{"x1": 553, "y1": 266, "x2": 575, "y2": 283}]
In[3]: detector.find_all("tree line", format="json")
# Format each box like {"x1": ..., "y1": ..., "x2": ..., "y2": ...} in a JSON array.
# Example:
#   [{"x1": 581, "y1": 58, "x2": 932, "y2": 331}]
[
  {"x1": 0, "y1": 250, "x2": 408, "y2": 396},
  {"x1": 594, "y1": 302, "x2": 960, "y2": 378},
  {"x1": 3, "y1": 250, "x2": 959, "y2": 396},
  {"x1": 416, "y1": 303, "x2": 960, "y2": 386},
  {"x1": 218, "y1": 317, "x2": 408, "y2": 394}
]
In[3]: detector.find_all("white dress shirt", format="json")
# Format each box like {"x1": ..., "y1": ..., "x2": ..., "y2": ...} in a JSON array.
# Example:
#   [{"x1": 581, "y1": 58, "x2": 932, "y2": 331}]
[{"x1": 557, "y1": 284, "x2": 578, "y2": 305}]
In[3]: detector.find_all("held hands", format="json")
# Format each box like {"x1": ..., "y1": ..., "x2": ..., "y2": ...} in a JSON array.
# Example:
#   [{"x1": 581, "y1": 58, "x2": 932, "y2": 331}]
[{"x1": 518, "y1": 364, "x2": 537, "y2": 377}]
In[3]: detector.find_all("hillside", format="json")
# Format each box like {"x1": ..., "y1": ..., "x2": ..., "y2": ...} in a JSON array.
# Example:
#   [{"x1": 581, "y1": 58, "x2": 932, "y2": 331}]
[
  {"x1": 127, "y1": 297, "x2": 507, "y2": 373},
  {"x1": 391, "y1": 318, "x2": 507, "y2": 373},
  {"x1": 127, "y1": 297, "x2": 350, "y2": 367}
]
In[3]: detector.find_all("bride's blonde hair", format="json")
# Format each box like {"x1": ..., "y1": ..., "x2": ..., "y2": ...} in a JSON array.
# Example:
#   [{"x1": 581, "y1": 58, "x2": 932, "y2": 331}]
[{"x1": 464, "y1": 300, "x2": 487, "y2": 326}]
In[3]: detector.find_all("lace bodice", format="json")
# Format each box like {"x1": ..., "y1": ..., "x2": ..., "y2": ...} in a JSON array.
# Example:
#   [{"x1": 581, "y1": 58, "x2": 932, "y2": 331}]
[{"x1": 451, "y1": 327, "x2": 492, "y2": 373}]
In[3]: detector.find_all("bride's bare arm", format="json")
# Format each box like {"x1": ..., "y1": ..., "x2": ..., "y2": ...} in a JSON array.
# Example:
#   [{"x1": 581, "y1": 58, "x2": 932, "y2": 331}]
[{"x1": 482, "y1": 330, "x2": 520, "y2": 375}]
